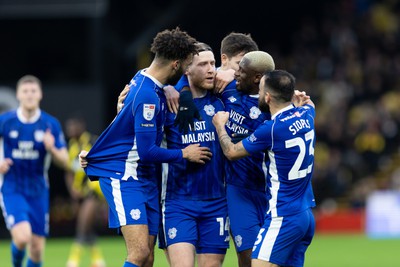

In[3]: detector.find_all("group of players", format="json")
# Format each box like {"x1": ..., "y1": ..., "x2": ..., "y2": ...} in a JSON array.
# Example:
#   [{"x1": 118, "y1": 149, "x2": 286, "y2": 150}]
[{"x1": 0, "y1": 27, "x2": 316, "y2": 267}]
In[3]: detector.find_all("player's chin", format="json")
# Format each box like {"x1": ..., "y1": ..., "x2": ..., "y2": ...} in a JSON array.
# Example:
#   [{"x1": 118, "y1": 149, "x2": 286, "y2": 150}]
[{"x1": 204, "y1": 82, "x2": 214, "y2": 91}]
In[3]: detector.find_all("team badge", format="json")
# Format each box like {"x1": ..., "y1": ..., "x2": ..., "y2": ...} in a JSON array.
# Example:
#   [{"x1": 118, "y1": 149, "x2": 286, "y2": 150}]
[
  {"x1": 204, "y1": 104, "x2": 215, "y2": 116},
  {"x1": 228, "y1": 96, "x2": 237, "y2": 103},
  {"x1": 9, "y1": 130, "x2": 18, "y2": 138},
  {"x1": 235, "y1": 235, "x2": 243, "y2": 248},
  {"x1": 249, "y1": 106, "x2": 261, "y2": 119},
  {"x1": 168, "y1": 227, "x2": 177, "y2": 239},
  {"x1": 130, "y1": 209, "x2": 141, "y2": 220},
  {"x1": 143, "y1": 104, "x2": 155, "y2": 121},
  {"x1": 34, "y1": 130, "x2": 45, "y2": 142},
  {"x1": 249, "y1": 133, "x2": 257, "y2": 142}
]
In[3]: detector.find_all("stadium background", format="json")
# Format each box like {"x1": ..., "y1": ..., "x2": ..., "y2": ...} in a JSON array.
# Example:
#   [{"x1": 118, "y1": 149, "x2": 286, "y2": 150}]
[{"x1": 1, "y1": 0, "x2": 400, "y2": 263}]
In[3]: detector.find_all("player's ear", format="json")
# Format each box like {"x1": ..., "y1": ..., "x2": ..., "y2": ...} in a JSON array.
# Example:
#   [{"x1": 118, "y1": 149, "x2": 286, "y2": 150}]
[
  {"x1": 172, "y1": 60, "x2": 180, "y2": 71},
  {"x1": 220, "y1": 54, "x2": 228, "y2": 66},
  {"x1": 254, "y1": 73, "x2": 263, "y2": 84},
  {"x1": 265, "y1": 91, "x2": 271, "y2": 104}
]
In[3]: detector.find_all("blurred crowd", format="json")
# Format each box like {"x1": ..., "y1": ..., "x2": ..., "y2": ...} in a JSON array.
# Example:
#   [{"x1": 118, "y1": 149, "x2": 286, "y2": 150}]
[{"x1": 263, "y1": 0, "x2": 400, "y2": 210}]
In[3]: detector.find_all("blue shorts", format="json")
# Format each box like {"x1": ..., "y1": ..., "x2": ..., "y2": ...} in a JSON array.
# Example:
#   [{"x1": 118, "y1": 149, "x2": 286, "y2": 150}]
[
  {"x1": 252, "y1": 208, "x2": 315, "y2": 267},
  {"x1": 1, "y1": 191, "x2": 49, "y2": 236},
  {"x1": 99, "y1": 177, "x2": 159, "y2": 236},
  {"x1": 227, "y1": 184, "x2": 267, "y2": 252},
  {"x1": 162, "y1": 197, "x2": 229, "y2": 254}
]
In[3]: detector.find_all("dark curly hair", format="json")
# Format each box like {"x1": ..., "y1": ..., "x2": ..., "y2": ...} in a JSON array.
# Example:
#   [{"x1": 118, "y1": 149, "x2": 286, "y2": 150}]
[
  {"x1": 150, "y1": 27, "x2": 198, "y2": 61},
  {"x1": 220, "y1": 32, "x2": 259, "y2": 58}
]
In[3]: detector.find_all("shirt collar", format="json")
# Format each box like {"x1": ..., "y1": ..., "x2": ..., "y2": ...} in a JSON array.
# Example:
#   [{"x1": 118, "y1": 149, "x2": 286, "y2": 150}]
[
  {"x1": 141, "y1": 69, "x2": 164, "y2": 88},
  {"x1": 17, "y1": 107, "x2": 41, "y2": 123},
  {"x1": 271, "y1": 104, "x2": 295, "y2": 120}
]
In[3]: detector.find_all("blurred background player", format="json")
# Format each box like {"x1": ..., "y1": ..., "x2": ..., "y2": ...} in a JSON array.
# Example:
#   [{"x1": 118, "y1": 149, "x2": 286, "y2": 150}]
[
  {"x1": 0, "y1": 75, "x2": 69, "y2": 267},
  {"x1": 64, "y1": 114, "x2": 106, "y2": 267}
]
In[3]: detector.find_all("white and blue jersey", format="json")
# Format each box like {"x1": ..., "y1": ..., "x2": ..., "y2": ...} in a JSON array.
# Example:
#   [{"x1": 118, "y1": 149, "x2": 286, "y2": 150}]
[
  {"x1": 85, "y1": 69, "x2": 182, "y2": 183},
  {"x1": 163, "y1": 92, "x2": 225, "y2": 200},
  {"x1": 242, "y1": 104, "x2": 316, "y2": 217},
  {"x1": 243, "y1": 104, "x2": 316, "y2": 266},
  {"x1": 0, "y1": 108, "x2": 66, "y2": 236},
  {"x1": 221, "y1": 81, "x2": 270, "y2": 191},
  {"x1": 0, "y1": 108, "x2": 66, "y2": 196},
  {"x1": 85, "y1": 69, "x2": 184, "y2": 232}
]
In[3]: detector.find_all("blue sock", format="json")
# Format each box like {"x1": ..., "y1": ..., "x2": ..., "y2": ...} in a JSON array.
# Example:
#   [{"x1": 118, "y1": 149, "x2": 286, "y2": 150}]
[
  {"x1": 26, "y1": 258, "x2": 42, "y2": 267},
  {"x1": 11, "y1": 242, "x2": 25, "y2": 267},
  {"x1": 123, "y1": 262, "x2": 139, "y2": 267}
]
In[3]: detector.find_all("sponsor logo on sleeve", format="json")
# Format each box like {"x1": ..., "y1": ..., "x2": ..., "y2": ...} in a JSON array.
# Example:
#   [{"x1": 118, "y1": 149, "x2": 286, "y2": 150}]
[{"x1": 143, "y1": 104, "x2": 156, "y2": 121}]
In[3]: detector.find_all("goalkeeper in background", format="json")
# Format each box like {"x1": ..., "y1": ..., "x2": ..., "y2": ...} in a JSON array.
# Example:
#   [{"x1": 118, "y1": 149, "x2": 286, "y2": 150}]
[{"x1": 64, "y1": 115, "x2": 106, "y2": 267}]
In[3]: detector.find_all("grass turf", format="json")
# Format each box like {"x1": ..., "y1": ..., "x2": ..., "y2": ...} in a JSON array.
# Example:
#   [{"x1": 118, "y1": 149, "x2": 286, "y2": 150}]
[{"x1": 0, "y1": 234, "x2": 399, "y2": 266}]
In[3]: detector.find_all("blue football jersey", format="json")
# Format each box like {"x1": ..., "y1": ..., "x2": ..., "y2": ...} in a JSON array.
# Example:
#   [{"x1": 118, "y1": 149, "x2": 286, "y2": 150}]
[
  {"x1": 85, "y1": 69, "x2": 181, "y2": 182},
  {"x1": 221, "y1": 81, "x2": 270, "y2": 191},
  {"x1": 0, "y1": 108, "x2": 66, "y2": 196},
  {"x1": 242, "y1": 104, "x2": 316, "y2": 217},
  {"x1": 163, "y1": 92, "x2": 225, "y2": 200}
]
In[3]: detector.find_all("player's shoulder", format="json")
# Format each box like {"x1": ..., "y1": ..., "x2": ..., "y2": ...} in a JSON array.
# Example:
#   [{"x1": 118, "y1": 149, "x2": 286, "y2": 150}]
[
  {"x1": 0, "y1": 109, "x2": 17, "y2": 119},
  {"x1": 0, "y1": 110, "x2": 18, "y2": 125},
  {"x1": 40, "y1": 110, "x2": 62, "y2": 125}
]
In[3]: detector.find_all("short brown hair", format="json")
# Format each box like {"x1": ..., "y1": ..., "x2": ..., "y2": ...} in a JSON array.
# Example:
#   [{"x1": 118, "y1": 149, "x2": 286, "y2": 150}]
[
  {"x1": 17, "y1": 75, "x2": 42, "y2": 89},
  {"x1": 220, "y1": 32, "x2": 258, "y2": 58}
]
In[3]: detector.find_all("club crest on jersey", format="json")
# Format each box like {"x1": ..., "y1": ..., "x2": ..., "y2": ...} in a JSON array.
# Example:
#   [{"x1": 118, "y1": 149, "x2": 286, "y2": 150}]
[
  {"x1": 235, "y1": 235, "x2": 243, "y2": 247},
  {"x1": 130, "y1": 209, "x2": 141, "y2": 220},
  {"x1": 34, "y1": 130, "x2": 45, "y2": 142},
  {"x1": 204, "y1": 104, "x2": 215, "y2": 116},
  {"x1": 249, "y1": 106, "x2": 261, "y2": 119},
  {"x1": 249, "y1": 133, "x2": 257, "y2": 142},
  {"x1": 228, "y1": 96, "x2": 237, "y2": 103},
  {"x1": 9, "y1": 130, "x2": 18, "y2": 138},
  {"x1": 168, "y1": 227, "x2": 177, "y2": 239},
  {"x1": 143, "y1": 104, "x2": 155, "y2": 121}
]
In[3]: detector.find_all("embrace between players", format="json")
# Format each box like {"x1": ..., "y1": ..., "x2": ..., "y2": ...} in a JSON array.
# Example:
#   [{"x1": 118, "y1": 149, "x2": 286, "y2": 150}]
[{"x1": 78, "y1": 28, "x2": 316, "y2": 267}]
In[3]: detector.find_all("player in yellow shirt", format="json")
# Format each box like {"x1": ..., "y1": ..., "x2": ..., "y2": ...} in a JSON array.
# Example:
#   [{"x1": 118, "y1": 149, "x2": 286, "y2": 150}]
[{"x1": 64, "y1": 115, "x2": 106, "y2": 267}]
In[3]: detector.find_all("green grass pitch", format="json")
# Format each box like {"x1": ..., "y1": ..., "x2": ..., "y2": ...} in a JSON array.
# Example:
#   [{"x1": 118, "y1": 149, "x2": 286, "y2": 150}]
[{"x1": 0, "y1": 234, "x2": 399, "y2": 266}]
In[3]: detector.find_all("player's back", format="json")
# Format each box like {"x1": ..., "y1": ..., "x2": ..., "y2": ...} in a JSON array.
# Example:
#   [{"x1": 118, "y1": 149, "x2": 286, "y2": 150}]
[{"x1": 265, "y1": 104, "x2": 316, "y2": 217}]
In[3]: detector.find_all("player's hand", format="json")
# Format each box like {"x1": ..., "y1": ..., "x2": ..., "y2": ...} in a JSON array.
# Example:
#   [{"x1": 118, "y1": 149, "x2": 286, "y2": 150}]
[
  {"x1": 79, "y1": 150, "x2": 89, "y2": 168},
  {"x1": 117, "y1": 84, "x2": 130, "y2": 113},
  {"x1": 43, "y1": 129, "x2": 55, "y2": 151},
  {"x1": 214, "y1": 68, "x2": 235, "y2": 94},
  {"x1": 0, "y1": 158, "x2": 13, "y2": 174},
  {"x1": 174, "y1": 90, "x2": 202, "y2": 134},
  {"x1": 293, "y1": 90, "x2": 312, "y2": 107},
  {"x1": 182, "y1": 143, "x2": 212, "y2": 164},
  {"x1": 163, "y1": 85, "x2": 179, "y2": 114},
  {"x1": 212, "y1": 111, "x2": 230, "y2": 129}
]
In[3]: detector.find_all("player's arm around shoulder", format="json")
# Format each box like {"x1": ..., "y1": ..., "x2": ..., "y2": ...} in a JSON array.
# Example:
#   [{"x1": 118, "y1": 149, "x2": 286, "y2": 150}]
[{"x1": 293, "y1": 90, "x2": 315, "y2": 108}]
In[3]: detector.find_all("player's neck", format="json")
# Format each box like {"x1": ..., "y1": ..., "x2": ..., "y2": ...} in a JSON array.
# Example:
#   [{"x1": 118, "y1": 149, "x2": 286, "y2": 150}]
[
  {"x1": 20, "y1": 107, "x2": 39, "y2": 120},
  {"x1": 146, "y1": 62, "x2": 171, "y2": 85},
  {"x1": 191, "y1": 88, "x2": 207, "y2": 98}
]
